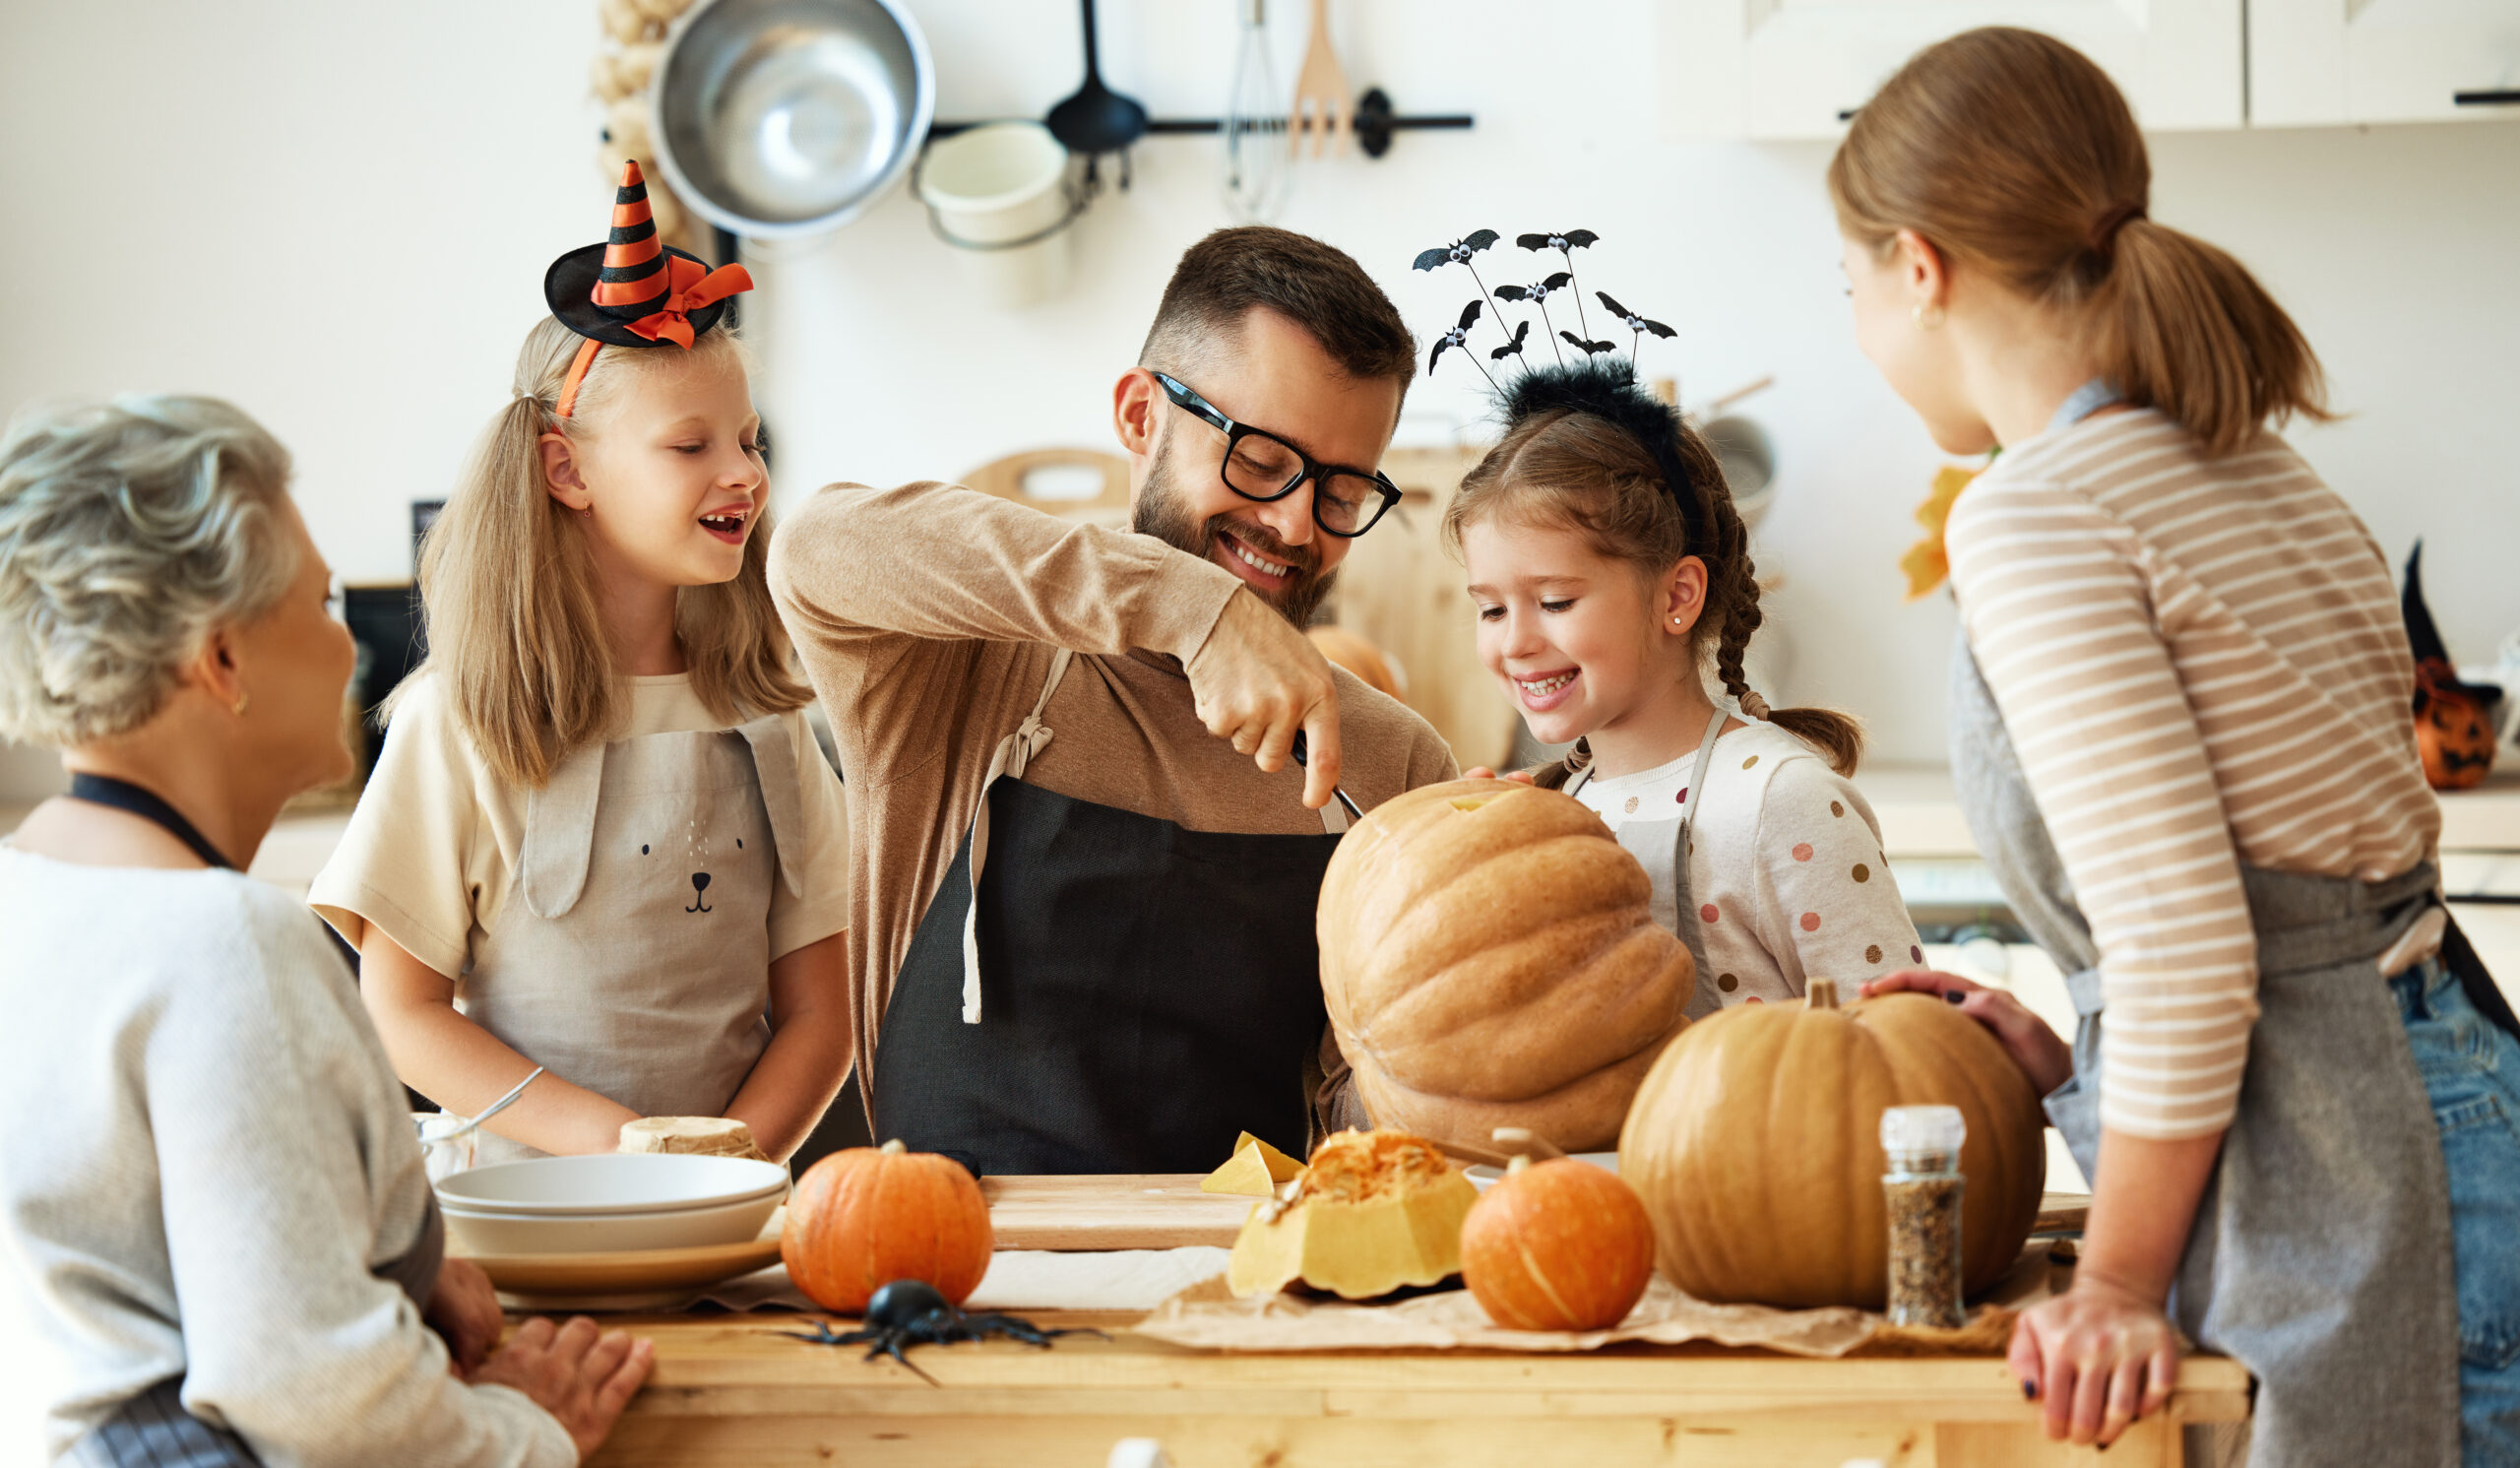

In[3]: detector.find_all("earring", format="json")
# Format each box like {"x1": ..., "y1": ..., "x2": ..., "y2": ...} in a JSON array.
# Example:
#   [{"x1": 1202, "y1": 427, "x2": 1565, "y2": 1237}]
[
  {"x1": 1912, "y1": 302, "x2": 1945, "y2": 329},
  {"x1": 232, "y1": 691, "x2": 250, "y2": 717},
  {"x1": 1671, "y1": 616, "x2": 1684, "y2": 624}
]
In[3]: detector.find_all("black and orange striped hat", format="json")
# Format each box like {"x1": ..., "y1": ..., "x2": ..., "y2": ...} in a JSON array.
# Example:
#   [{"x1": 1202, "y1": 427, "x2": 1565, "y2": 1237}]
[{"x1": 544, "y1": 160, "x2": 753, "y2": 419}]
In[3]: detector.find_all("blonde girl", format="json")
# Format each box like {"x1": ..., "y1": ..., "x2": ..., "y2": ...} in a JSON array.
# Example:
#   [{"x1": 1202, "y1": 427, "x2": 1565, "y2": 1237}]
[
  {"x1": 1449, "y1": 360, "x2": 1922, "y2": 1013},
  {"x1": 312, "y1": 164, "x2": 852, "y2": 1165},
  {"x1": 1833, "y1": 29, "x2": 2519, "y2": 1462}
]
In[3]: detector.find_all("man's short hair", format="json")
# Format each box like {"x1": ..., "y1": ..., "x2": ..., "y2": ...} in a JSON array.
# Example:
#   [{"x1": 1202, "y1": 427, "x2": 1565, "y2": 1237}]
[{"x1": 1138, "y1": 227, "x2": 1416, "y2": 402}]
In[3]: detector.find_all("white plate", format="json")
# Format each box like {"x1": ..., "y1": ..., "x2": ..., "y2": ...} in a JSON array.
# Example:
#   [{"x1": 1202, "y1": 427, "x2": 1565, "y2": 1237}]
[
  {"x1": 439, "y1": 1188, "x2": 782, "y2": 1255},
  {"x1": 1464, "y1": 1150, "x2": 1620, "y2": 1190},
  {"x1": 435, "y1": 1154, "x2": 788, "y2": 1216}
]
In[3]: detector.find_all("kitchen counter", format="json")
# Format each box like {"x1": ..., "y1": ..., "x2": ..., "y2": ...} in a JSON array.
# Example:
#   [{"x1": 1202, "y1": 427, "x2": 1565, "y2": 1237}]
[{"x1": 587, "y1": 1308, "x2": 2246, "y2": 1468}]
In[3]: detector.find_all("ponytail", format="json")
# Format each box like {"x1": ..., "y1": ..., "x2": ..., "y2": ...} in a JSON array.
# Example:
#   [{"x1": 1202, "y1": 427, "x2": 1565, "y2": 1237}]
[
  {"x1": 1828, "y1": 27, "x2": 2331, "y2": 459},
  {"x1": 2097, "y1": 218, "x2": 2329, "y2": 457}
]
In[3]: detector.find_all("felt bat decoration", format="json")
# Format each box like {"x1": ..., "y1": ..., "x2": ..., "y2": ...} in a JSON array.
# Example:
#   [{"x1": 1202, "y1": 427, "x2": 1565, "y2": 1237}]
[
  {"x1": 1559, "y1": 330, "x2": 1618, "y2": 355},
  {"x1": 1492, "y1": 272, "x2": 1574, "y2": 304},
  {"x1": 1515, "y1": 230, "x2": 1599, "y2": 253},
  {"x1": 1520, "y1": 230, "x2": 1600, "y2": 335},
  {"x1": 1495, "y1": 273, "x2": 1578, "y2": 364},
  {"x1": 1429, "y1": 299, "x2": 1501, "y2": 390},
  {"x1": 2403, "y1": 540, "x2": 2501, "y2": 791},
  {"x1": 1598, "y1": 290, "x2": 1677, "y2": 360},
  {"x1": 1489, "y1": 319, "x2": 1532, "y2": 362},
  {"x1": 1412, "y1": 230, "x2": 1502, "y2": 272}
]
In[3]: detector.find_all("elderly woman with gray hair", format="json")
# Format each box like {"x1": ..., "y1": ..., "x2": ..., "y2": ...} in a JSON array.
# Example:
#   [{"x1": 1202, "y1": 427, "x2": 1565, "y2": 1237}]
[{"x1": 0, "y1": 396, "x2": 649, "y2": 1466}]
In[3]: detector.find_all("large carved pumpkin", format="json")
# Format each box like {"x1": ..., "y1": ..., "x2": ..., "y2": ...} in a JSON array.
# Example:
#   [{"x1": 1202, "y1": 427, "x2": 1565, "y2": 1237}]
[
  {"x1": 782, "y1": 1139, "x2": 994, "y2": 1312},
  {"x1": 1317, "y1": 779, "x2": 1694, "y2": 1153},
  {"x1": 1618, "y1": 980, "x2": 2045, "y2": 1309}
]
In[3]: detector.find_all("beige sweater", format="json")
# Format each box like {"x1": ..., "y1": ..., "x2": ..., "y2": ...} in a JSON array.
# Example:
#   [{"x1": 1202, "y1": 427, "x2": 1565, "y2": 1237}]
[
  {"x1": 1946, "y1": 408, "x2": 2436, "y2": 1140},
  {"x1": 767, "y1": 482, "x2": 1460, "y2": 1132}
]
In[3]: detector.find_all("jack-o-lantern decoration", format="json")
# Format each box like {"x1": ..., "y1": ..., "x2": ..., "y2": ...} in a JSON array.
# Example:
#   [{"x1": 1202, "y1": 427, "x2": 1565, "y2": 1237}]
[
  {"x1": 1316, "y1": 780, "x2": 1694, "y2": 1154},
  {"x1": 2402, "y1": 542, "x2": 2500, "y2": 792},
  {"x1": 2416, "y1": 660, "x2": 2497, "y2": 792}
]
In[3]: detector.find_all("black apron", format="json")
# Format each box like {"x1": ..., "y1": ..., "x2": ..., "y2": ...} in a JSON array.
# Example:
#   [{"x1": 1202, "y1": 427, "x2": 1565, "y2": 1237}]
[{"x1": 872, "y1": 651, "x2": 1346, "y2": 1177}]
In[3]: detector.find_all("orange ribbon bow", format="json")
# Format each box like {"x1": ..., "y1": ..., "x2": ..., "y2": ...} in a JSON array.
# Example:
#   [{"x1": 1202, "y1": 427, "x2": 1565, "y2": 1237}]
[{"x1": 624, "y1": 257, "x2": 755, "y2": 349}]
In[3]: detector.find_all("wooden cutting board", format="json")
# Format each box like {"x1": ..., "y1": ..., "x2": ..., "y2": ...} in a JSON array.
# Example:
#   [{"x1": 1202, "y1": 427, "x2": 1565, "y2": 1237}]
[{"x1": 982, "y1": 1174, "x2": 1256, "y2": 1250}]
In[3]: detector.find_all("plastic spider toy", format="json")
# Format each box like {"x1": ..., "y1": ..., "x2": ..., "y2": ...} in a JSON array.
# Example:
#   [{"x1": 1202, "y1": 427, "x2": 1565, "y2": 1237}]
[{"x1": 778, "y1": 1280, "x2": 1103, "y2": 1385}]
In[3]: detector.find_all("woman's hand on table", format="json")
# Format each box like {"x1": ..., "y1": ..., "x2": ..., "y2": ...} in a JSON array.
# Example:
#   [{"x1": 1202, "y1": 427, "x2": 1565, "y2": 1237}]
[
  {"x1": 425, "y1": 1257, "x2": 506, "y2": 1375},
  {"x1": 1864, "y1": 969, "x2": 2072, "y2": 1096},
  {"x1": 2010, "y1": 1274, "x2": 2181, "y2": 1448},
  {"x1": 473, "y1": 1314, "x2": 654, "y2": 1459}
]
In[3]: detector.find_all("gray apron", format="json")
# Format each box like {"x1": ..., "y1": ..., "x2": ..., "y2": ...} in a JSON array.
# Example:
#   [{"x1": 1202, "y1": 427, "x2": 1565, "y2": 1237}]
[
  {"x1": 461, "y1": 716, "x2": 808, "y2": 1166},
  {"x1": 1563, "y1": 706, "x2": 1731, "y2": 1021},
  {"x1": 1947, "y1": 381, "x2": 2463, "y2": 1466},
  {"x1": 65, "y1": 1205, "x2": 444, "y2": 1467}
]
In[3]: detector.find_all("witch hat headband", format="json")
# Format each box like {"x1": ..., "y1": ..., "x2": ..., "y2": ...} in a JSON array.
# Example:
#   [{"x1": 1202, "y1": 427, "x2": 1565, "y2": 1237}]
[{"x1": 544, "y1": 160, "x2": 754, "y2": 420}]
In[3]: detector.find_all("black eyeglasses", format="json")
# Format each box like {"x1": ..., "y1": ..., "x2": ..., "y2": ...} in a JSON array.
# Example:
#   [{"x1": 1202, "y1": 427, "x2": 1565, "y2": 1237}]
[{"x1": 1151, "y1": 371, "x2": 1402, "y2": 539}]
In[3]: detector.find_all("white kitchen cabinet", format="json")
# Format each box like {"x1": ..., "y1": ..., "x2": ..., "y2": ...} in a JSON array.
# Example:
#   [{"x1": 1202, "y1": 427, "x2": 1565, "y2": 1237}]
[
  {"x1": 2249, "y1": 0, "x2": 2520, "y2": 127},
  {"x1": 1656, "y1": 0, "x2": 2246, "y2": 141}
]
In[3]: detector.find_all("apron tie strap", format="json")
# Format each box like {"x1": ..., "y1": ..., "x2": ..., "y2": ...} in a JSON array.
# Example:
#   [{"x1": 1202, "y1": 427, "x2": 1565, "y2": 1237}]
[{"x1": 962, "y1": 650, "x2": 1074, "y2": 1023}]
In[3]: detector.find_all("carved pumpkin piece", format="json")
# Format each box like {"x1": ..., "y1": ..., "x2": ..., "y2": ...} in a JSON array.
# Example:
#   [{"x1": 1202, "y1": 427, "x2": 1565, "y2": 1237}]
[
  {"x1": 1460, "y1": 1155, "x2": 1657, "y2": 1331},
  {"x1": 781, "y1": 1139, "x2": 994, "y2": 1312},
  {"x1": 1618, "y1": 980, "x2": 2046, "y2": 1310},
  {"x1": 1317, "y1": 779, "x2": 1694, "y2": 1153},
  {"x1": 2416, "y1": 658, "x2": 2497, "y2": 791},
  {"x1": 1227, "y1": 1128, "x2": 1479, "y2": 1300}
]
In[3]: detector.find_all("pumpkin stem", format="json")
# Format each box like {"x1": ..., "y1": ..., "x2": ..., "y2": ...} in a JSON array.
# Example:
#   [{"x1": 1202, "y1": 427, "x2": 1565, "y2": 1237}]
[
  {"x1": 879, "y1": 1139, "x2": 907, "y2": 1155},
  {"x1": 1806, "y1": 979, "x2": 1841, "y2": 1011}
]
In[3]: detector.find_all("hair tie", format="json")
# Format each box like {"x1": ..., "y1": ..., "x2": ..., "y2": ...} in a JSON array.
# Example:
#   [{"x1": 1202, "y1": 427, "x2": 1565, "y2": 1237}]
[
  {"x1": 2088, "y1": 204, "x2": 2146, "y2": 257},
  {"x1": 1736, "y1": 689, "x2": 1772, "y2": 721}
]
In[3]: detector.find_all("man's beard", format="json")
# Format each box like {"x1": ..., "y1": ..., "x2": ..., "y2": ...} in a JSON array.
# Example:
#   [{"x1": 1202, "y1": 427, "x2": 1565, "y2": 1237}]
[{"x1": 1134, "y1": 432, "x2": 1336, "y2": 628}]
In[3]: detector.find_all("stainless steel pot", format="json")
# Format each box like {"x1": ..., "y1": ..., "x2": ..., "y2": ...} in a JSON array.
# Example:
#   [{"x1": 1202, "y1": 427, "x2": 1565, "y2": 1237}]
[{"x1": 651, "y1": 0, "x2": 934, "y2": 239}]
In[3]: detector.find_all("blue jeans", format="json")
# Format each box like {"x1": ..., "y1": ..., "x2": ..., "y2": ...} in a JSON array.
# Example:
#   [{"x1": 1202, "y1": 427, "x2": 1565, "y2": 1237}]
[{"x1": 2396, "y1": 958, "x2": 2520, "y2": 1468}]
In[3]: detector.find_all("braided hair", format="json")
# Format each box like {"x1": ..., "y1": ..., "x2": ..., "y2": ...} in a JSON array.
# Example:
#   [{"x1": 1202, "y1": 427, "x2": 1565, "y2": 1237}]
[{"x1": 1445, "y1": 360, "x2": 1862, "y2": 776}]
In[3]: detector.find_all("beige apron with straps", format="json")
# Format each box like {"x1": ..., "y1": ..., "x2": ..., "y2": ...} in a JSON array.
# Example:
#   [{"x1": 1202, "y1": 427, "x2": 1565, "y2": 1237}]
[{"x1": 458, "y1": 715, "x2": 807, "y2": 1166}]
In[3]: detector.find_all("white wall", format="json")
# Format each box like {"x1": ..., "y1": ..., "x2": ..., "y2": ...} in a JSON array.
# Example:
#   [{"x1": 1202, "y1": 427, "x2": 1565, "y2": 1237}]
[{"x1": 3, "y1": 0, "x2": 2515, "y2": 798}]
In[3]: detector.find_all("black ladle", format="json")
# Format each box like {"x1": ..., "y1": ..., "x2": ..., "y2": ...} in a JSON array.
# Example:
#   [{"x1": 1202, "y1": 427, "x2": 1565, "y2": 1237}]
[{"x1": 1045, "y1": 0, "x2": 1146, "y2": 183}]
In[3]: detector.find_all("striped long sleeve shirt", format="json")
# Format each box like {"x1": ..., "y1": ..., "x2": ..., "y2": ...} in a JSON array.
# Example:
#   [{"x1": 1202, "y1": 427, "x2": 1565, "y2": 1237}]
[{"x1": 1944, "y1": 408, "x2": 2437, "y2": 1140}]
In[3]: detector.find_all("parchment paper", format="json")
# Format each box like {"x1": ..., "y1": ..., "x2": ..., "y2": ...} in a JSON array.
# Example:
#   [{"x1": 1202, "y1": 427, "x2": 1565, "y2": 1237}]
[{"x1": 1134, "y1": 1245, "x2": 2065, "y2": 1358}]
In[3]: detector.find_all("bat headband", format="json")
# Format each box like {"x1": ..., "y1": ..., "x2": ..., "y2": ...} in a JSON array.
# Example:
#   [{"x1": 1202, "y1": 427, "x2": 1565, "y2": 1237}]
[
  {"x1": 543, "y1": 160, "x2": 754, "y2": 421},
  {"x1": 1414, "y1": 228, "x2": 1697, "y2": 538}
]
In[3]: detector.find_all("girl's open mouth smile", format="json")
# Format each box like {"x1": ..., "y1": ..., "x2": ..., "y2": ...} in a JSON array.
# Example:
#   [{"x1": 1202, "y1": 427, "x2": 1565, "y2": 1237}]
[
  {"x1": 698, "y1": 507, "x2": 749, "y2": 544},
  {"x1": 1513, "y1": 667, "x2": 1580, "y2": 713}
]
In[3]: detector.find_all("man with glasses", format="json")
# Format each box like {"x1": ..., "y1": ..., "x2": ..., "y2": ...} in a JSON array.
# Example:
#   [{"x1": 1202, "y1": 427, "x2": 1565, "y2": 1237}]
[{"x1": 770, "y1": 227, "x2": 1458, "y2": 1177}]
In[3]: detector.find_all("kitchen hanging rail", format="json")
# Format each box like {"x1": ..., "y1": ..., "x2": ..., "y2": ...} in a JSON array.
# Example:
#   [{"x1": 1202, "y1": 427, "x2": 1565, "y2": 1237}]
[{"x1": 928, "y1": 88, "x2": 1471, "y2": 161}]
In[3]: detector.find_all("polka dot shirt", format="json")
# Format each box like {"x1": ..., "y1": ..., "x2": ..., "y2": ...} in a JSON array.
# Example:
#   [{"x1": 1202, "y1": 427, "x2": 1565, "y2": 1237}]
[{"x1": 1570, "y1": 721, "x2": 1922, "y2": 1011}]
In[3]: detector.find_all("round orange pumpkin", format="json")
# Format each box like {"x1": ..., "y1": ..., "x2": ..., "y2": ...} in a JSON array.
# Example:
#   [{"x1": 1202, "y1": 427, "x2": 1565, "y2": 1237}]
[
  {"x1": 1618, "y1": 980, "x2": 2045, "y2": 1310},
  {"x1": 1460, "y1": 1156, "x2": 1656, "y2": 1331},
  {"x1": 1317, "y1": 779, "x2": 1694, "y2": 1153},
  {"x1": 782, "y1": 1139, "x2": 994, "y2": 1312}
]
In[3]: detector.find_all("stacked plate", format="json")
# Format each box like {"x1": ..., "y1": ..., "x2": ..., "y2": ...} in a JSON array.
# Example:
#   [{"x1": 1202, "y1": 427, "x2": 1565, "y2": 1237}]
[{"x1": 435, "y1": 1154, "x2": 788, "y2": 1256}]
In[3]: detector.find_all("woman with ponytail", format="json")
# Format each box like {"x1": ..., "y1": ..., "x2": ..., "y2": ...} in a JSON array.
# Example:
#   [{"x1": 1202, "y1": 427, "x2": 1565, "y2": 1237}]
[
  {"x1": 1449, "y1": 361, "x2": 1922, "y2": 1016},
  {"x1": 1833, "y1": 28, "x2": 2519, "y2": 1463}
]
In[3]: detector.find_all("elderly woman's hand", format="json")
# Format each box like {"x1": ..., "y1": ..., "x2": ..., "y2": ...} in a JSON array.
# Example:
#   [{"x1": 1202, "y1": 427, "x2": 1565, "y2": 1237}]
[
  {"x1": 473, "y1": 1315, "x2": 654, "y2": 1459},
  {"x1": 425, "y1": 1257, "x2": 506, "y2": 1376},
  {"x1": 1863, "y1": 969, "x2": 2072, "y2": 1096}
]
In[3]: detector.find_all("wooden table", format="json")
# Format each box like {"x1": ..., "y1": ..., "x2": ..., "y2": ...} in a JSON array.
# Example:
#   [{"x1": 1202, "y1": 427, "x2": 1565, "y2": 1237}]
[{"x1": 591, "y1": 1309, "x2": 2248, "y2": 1467}]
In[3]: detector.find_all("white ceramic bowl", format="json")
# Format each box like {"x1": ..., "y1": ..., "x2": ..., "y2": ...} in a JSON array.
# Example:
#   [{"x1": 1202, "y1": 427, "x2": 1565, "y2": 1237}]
[
  {"x1": 436, "y1": 1154, "x2": 787, "y2": 1216},
  {"x1": 440, "y1": 1190, "x2": 781, "y2": 1255}
]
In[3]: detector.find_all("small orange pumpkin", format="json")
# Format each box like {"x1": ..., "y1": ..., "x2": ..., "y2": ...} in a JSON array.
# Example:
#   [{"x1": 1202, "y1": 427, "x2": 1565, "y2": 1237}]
[
  {"x1": 782, "y1": 1139, "x2": 994, "y2": 1312},
  {"x1": 1460, "y1": 1156, "x2": 1656, "y2": 1331}
]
